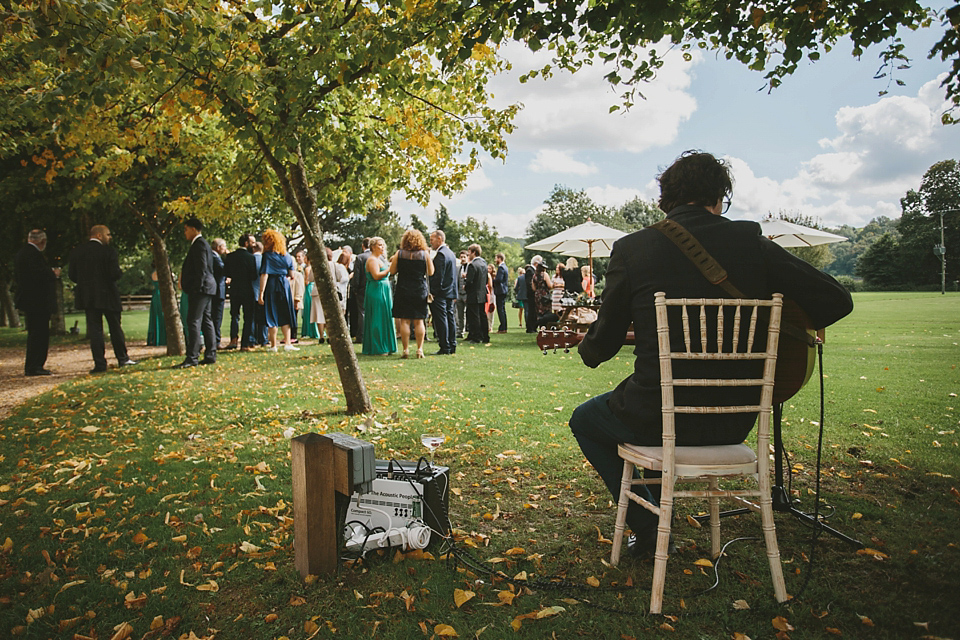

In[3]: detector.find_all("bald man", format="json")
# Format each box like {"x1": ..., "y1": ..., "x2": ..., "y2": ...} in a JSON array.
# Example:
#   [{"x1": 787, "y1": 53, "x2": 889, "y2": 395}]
[{"x1": 69, "y1": 225, "x2": 137, "y2": 373}]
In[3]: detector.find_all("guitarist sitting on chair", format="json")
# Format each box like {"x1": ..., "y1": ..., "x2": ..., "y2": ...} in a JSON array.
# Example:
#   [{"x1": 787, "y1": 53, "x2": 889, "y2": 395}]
[{"x1": 569, "y1": 151, "x2": 854, "y2": 559}]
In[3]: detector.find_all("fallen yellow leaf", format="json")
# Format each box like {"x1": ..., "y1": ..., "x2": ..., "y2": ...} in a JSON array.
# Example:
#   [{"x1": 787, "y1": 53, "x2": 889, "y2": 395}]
[
  {"x1": 453, "y1": 589, "x2": 475, "y2": 608},
  {"x1": 434, "y1": 623, "x2": 458, "y2": 637}
]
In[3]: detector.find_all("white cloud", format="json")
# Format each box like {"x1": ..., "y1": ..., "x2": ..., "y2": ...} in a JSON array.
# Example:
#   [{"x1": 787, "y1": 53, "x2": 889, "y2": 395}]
[
  {"x1": 727, "y1": 76, "x2": 959, "y2": 228},
  {"x1": 584, "y1": 184, "x2": 645, "y2": 208},
  {"x1": 491, "y1": 42, "x2": 699, "y2": 153},
  {"x1": 529, "y1": 149, "x2": 598, "y2": 175}
]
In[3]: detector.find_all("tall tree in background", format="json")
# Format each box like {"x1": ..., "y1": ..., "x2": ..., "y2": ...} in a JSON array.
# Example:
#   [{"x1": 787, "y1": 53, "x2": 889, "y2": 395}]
[{"x1": 897, "y1": 159, "x2": 960, "y2": 287}]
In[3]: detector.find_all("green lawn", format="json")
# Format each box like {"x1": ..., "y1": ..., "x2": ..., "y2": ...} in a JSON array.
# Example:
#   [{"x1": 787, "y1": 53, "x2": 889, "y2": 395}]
[{"x1": 0, "y1": 292, "x2": 958, "y2": 639}]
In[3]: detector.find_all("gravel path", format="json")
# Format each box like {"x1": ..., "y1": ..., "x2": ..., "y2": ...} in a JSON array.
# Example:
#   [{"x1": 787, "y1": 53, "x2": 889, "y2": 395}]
[{"x1": 0, "y1": 341, "x2": 168, "y2": 419}]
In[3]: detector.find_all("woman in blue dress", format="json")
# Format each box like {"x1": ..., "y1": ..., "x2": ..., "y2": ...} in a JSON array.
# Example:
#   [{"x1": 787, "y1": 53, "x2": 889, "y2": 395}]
[
  {"x1": 362, "y1": 237, "x2": 397, "y2": 355},
  {"x1": 389, "y1": 229, "x2": 434, "y2": 359},
  {"x1": 257, "y1": 229, "x2": 299, "y2": 352}
]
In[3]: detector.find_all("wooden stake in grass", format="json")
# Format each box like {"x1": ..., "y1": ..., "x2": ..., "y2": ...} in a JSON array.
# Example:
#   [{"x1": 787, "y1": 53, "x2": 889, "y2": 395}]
[{"x1": 291, "y1": 433, "x2": 371, "y2": 578}]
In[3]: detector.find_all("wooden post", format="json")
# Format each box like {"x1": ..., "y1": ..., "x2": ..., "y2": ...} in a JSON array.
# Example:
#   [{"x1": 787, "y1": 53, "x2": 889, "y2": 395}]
[
  {"x1": 291, "y1": 433, "x2": 368, "y2": 578},
  {"x1": 291, "y1": 433, "x2": 338, "y2": 577}
]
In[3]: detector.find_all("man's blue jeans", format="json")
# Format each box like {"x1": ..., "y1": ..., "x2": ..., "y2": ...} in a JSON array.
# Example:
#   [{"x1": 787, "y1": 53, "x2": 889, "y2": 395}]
[{"x1": 570, "y1": 391, "x2": 660, "y2": 535}]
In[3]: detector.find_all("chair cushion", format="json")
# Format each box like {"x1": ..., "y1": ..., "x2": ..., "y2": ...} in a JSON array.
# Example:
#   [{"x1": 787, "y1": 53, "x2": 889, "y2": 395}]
[{"x1": 619, "y1": 442, "x2": 757, "y2": 473}]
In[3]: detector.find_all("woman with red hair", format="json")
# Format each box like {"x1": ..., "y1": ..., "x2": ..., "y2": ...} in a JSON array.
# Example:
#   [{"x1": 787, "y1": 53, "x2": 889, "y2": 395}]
[{"x1": 258, "y1": 230, "x2": 298, "y2": 352}]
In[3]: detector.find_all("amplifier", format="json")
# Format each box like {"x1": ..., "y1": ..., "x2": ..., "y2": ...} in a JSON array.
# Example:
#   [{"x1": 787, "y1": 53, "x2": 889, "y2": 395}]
[{"x1": 344, "y1": 460, "x2": 450, "y2": 553}]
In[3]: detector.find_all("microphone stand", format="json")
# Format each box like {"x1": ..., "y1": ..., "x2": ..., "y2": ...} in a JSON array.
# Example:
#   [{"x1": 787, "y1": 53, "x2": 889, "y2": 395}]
[{"x1": 695, "y1": 345, "x2": 863, "y2": 549}]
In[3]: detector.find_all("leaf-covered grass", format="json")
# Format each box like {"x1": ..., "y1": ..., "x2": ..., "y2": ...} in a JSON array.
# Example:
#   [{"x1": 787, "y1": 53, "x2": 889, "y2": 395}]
[{"x1": 1, "y1": 292, "x2": 958, "y2": 639}]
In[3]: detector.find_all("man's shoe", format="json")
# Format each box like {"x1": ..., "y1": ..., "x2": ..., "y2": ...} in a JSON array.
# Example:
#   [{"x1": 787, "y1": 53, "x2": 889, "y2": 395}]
[
  {"x1": 239, "y1": 346, "x2": 252, "y2": 352},
  {"x1": 172, "y1": 361, "x2": 196, "y2": 369},
  {"x1": 497, "y1": 330, "x2": 507, "y2": 334},
  {"x1": 25, "y1": 369, "x2": 53, "y2": 377},
  {"x1": 199, "y1": 358, "x2": 216, "y2": 365},
  {"x1": 431, "y1": 350, "x2": 449, "y2": 356},
  {"x1": 90, "y1": 366, "x2": 108, "y2": 374},
  {"x1": 118, "y1": 359, "x2": 139, "y2": 367},
  {"x1": 222, "y1": 343, "x2": 238, "y2": 350},
  {"x1": 627, "y1": 532, "x2": 676, "y2": 559}
]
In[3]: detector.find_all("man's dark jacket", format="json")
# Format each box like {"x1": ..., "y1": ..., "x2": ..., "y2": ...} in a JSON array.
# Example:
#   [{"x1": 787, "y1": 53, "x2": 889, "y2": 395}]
[
  {"x1": 578, "y1": 205, "x2": 853, "y2": 446},
  {"x1": 69, "y1": 240, "x2": 122, "y2": 312},
  {"x1": 14, "y1": 244, "x2": 56, "y2": 314},
  {"x1": 181, "y1": 236, "x2": 217, "y2": 296},
  {"x1": 465, "y1": 257, "x2": 488, "y2": 304},
  {"x1": 430, "y1": 244, "x2": 458, "y2": 300},
  {"x1": 223, "y1": 248, "x2": 258, "y2": 301}
]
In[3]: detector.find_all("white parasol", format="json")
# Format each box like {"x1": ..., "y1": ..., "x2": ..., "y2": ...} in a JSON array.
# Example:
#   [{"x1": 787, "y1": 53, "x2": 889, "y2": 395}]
[
  {"x1": 759, "y1": 219, "x2": 848, "y2": 248},
  {"x1": 525, "y1": 220, "x2": 628, "y2": 276}
]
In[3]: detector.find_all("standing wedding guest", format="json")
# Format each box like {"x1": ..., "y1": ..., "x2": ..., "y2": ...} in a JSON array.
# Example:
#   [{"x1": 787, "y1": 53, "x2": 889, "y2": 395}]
[
  {"x1": 465, "y1": 244, "x2": 489, "y2": 344},
  {"x1": 581, "y1": 265, "x2": 596, "y2": 298},
  {"x1": 147, "y1": 269, "x2": 166, "y2": 347},
  {"x1": 428, "y1": 230, "x2": 458, "y2": 355},
  {"x1": 258, "y1": 229, "x2": 299, "y2": 352},
  {"x1": 522, "y1": 256, "x2": 541, "y2": 333},
  {"x1": 362, "y1": 237, "x2": 396, "y2": 355},
  {"x1": 252, "y1": 241, "x2": 268, "y2": 347},
  {"x1": 349, "y1": 238, "x2": 371, "y2": 344},
  {"x1": 173, "y1": 218, "x2": 217, "y2": 369},
  {"x1": 513, "y1": 266, "x2": 526, "y2": 327},
  {"x1": 533, "y1": 260, "x2": 554, "y2": 326},
  {"x1": 552, "y1": 263, "x2": 566, "y2": 313},
  {"x1": 289, "y1": 254, "x2": 305, "y2": 343},
  {"x1": 14, "y1": 229, "x2": 60, "y2": 376},
  {"x1": 335, "y1": 251, "x2": 351, "y2": 311},
  {"x1": 485, "y1": 262, "x2": 496, "y2": 331},
  {"x1": 223, "y1": 234, "x2": 259, "y2": 351},
  {"x1": 211, "y1": 238, "x2": 228, "y2": 348},
  {"x1": 69, "y1": 225, "x2": 138, "y2": 373},
  {"x1": 390, "y1": 229, "x2": 434, "y2": 359},
  {"x1": 493, "y1": 253, "x2": 509, "y2": 334},
  {"x1": 300, "y1": 252, "x2": 320, "y2": 340},
  {"x1": 456, "y1": 250, "x2": 469, "y2": 338},
  {"x1": 562, "y1": 257, "x2": 583, "y2": 294}
]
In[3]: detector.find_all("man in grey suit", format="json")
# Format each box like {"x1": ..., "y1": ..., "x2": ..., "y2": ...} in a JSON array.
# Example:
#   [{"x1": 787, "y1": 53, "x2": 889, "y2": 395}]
[
  {"x1": 69, "y1": 225, "x2": 137, "y2": 374},
  {"x1": 464, "y1": 243, "x2": 489, "y2": 344},
  {"x1": 174, "y1": 218, "x2": 217, "y2": 369},
  {"x1": 429, "y1": 230, "x2": 458, "y2": 355}
]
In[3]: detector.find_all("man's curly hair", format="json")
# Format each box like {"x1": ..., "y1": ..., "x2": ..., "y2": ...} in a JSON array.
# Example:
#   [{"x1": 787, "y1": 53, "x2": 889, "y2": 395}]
[{"x1": 657, "y1": 151, "x2": 734, "y2": 214}]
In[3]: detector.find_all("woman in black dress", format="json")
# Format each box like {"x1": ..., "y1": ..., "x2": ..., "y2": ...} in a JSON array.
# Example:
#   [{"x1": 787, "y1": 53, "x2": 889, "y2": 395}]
[{"x1": 389, "y1": 229, "x2": 435, "y2": 359}]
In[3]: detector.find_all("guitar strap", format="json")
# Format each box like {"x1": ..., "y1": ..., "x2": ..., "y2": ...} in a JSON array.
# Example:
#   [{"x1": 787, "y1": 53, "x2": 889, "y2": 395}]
[
  {"x1": 651, "y1": 218, "x2": 816, "y2": 347},
  {"x1": 650, "y1": 219, "x2": 746, "y2": 298}
]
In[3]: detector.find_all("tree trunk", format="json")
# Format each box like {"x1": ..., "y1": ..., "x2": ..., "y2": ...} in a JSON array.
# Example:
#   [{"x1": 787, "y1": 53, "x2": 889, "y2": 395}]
[
  {"x1": 51, "y1": 276, "x2": 66, "y2": 335},
  {"x1": 134, "y1": 193, "x2": 186, "y2": 356},
  {"x1": 0, "y1": 272, "x2": 20, "y2": 328},
  {"x1": 258, "y1": 139, "x2": 372, "y2": 415}
]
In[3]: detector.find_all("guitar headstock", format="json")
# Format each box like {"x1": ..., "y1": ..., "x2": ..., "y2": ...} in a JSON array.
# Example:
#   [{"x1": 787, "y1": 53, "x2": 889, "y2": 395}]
[{"x1": 536, "y1": 327, "x2": 582, "y2": 354}]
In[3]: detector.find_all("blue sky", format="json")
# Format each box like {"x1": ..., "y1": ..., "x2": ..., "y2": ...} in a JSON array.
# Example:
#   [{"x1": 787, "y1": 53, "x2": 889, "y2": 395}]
[{"x1": 393, "y1": 19, "x2": 960, "y2": 238}]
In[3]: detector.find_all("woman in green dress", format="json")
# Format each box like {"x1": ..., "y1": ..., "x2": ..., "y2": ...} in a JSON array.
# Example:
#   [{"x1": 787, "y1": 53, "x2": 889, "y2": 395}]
[
  {"x1": 300, "y1": 254, "x2": 320, "y2": 340},
  {"x1": 147, "y1": 270, "x2": 166, "y2": 346},
  {"x1": 362, "y1": 237, "x2": 396, "y2": 355}
]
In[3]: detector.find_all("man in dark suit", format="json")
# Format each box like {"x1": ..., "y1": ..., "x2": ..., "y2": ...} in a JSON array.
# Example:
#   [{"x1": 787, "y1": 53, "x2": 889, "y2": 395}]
[
  {"x1": 523, "y1": 256, "x2": 541, "y2": 333},
  {"x1": 175, "y1": 218, "x2": 217, "y2": 368},
  {"x1": 493, "y1": 252, "x2": 509, "y2": 334},
  {"x1": 429, "y1": 230, "x2": 458, "y2": 355},
  {"x1": 69, "y1": 225, "x2": 137, "y2": 374},
  {"x1": 464, "y1": 243, "x2": 489, "y2": 344},
  {"x1": 222, "y1": 233, "x2": 259, "y2": 351},
  {"x1": 14, "y1": 229, "x2": 60, "y2": 376},
  {"x1": 349, "y1": 238, "x2": 371, "y2": 343},
  {"x1": 569, "y1": 151, "x2": 854, "y2": 557}
]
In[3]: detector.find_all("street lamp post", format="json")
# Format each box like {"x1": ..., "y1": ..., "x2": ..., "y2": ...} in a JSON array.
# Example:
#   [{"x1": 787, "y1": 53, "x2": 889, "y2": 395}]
[{"x1": 931, "y1": 209, "x2": 960, "y2": 295}]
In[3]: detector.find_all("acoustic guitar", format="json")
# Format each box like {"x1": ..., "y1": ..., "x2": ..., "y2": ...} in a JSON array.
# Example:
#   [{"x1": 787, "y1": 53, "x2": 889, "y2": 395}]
[{"x1": 536, "y1": 298, "x2": 816, "y2": 403}]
